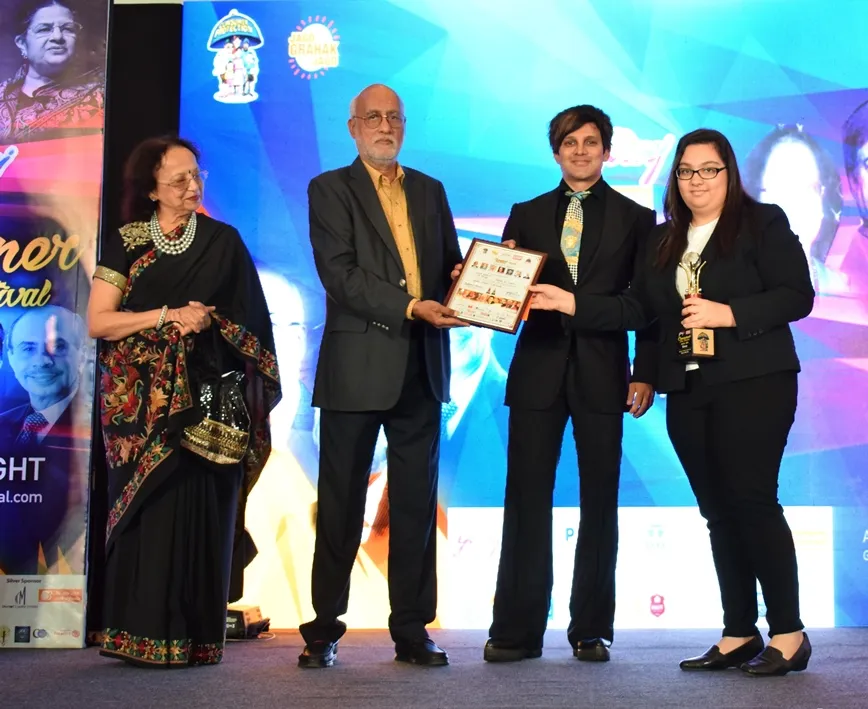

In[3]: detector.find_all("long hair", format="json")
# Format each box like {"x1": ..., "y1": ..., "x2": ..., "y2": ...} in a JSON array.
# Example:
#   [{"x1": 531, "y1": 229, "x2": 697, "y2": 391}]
[
  {"x1": 743, "y1": 125, "x2": 841, "y2": 264},
  {"x1": 121, "y1": 136, "x2": 201, "y2": 223},
  {"x1": 656, "y1": 128, "x2": 755, "y2": 269}
]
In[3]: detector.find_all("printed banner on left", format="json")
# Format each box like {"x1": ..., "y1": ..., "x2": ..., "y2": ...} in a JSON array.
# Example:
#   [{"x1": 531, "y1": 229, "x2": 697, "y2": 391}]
[
  {"x1": 0, "y1": 576, "x2": 86, "y2": 648},
  {"x1": 0, "y1": 0, "x2": 110, "y2": 649}
]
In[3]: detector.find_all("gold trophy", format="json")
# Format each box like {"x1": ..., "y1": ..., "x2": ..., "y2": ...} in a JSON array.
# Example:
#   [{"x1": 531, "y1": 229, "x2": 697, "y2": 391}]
[{"x1": 677, "y1": 252, "x2": 715, "y2": 358}]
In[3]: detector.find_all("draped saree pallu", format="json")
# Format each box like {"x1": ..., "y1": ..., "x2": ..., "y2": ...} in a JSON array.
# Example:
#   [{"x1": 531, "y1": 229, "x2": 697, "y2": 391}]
[
  {"x1": 96, "y1": 219, "x2": 280, "y2": 668},
  {"x1": 0, "y1": 66, "x2": 105, "y2": 143}
]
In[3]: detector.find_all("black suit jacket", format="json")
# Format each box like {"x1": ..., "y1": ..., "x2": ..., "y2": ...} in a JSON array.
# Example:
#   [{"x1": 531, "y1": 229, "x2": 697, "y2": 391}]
[
  {"x1": 0, "y1": 399, "x2": 76, "y2": 449},
  {"x1": 0, "y1": 399, "x2": 75, "y2": 574},
  {"x1": 504, "y1": 180, "x2": 657, "y2": 413},
  {"x1": 309, "y1": 157, "x2": 462, "y2": 411},
  {"x1": 634, "y1": 202, "x2": 815, "y2": 394}
]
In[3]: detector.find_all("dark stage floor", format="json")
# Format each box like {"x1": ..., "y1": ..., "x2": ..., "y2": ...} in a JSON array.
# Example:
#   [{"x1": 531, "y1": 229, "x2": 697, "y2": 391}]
[{"x1": 4, "y1": 628, "x2": 866, "y2": 708}]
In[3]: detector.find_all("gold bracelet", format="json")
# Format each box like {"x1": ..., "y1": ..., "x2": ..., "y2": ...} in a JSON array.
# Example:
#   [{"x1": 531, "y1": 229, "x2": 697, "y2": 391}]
[{"x1": 157, "y1": 305, "x2": 168, "y2": 329}]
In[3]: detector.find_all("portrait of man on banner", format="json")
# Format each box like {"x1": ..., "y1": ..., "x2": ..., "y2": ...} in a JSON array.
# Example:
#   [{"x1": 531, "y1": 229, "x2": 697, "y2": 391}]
[
  {"x1": 0, "y1": 206, "x2": 95, "y2": 579},
  {"x1": 0, "y1": 304, "x2": 89, "y2": 576}
]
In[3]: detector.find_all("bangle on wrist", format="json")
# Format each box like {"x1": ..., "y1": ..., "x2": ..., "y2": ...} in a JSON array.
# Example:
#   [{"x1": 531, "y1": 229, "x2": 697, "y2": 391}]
[{"x1": 157, "y1": 305, "x2": 168, "y2": 329}]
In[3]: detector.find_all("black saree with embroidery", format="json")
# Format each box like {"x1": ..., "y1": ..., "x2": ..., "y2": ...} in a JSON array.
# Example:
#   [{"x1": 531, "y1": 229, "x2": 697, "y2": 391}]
[{"x1": 93, "y1": 213, "x2": 280, "y2": 667}]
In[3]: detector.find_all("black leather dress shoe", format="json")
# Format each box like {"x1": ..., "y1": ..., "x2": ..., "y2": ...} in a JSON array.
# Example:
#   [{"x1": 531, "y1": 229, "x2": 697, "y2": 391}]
[
  {"x1": 298, "y1": 640, "x2": 338, "y2": 668},
  {"x1": 740, "y1": 632, "x2": 811, "y2": 676},
  {"x1": 573, "y1": 639, "x2": 610, "y2": 662},
  {"x1": 395, "y1": 638, "x2": 449, "y2": 666},
  {"x1": 680, "y1": 634, "x2": 764, "y2": 671},
  {"x1": 483, "y1": 638, "x2": 543, "y2": 662}
]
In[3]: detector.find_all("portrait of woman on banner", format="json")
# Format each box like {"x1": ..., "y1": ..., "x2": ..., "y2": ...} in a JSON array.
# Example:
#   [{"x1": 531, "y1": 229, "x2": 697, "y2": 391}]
[
  {"x1": 87, "y1": 136, "x2": 280, "y2": 667},
  {"x1": 743, "y1": 124, "x2": 844, "y2": 295},
  {"x1": 0, "y1": 0, "x2": 106, "y2": 144}
]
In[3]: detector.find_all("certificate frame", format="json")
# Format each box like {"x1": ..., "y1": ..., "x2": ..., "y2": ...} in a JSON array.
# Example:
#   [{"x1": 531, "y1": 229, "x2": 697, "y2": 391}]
[{"x1": 444, "y1": 238, "x2": 548, "y2": 334}]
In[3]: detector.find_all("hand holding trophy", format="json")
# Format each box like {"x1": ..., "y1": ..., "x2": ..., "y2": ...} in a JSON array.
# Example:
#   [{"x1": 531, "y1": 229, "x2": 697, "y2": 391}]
[{"x1": 677, "y1": 252, "x2": 715, "y2": 358}]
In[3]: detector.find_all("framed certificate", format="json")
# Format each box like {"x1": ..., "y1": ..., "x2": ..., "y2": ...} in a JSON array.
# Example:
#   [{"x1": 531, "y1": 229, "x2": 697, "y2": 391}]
[{"x1": 445, "y1": 238, "x2": 548, "y2": 334}]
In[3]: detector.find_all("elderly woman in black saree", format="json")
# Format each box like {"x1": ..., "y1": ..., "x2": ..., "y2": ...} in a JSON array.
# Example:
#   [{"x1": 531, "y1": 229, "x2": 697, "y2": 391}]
[{"x1": 87, "y1": 136, "x2": 280, "y2": 667}]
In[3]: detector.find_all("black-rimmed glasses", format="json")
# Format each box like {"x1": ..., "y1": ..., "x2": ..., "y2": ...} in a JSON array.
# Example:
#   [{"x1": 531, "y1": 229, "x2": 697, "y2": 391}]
[{"x1": 676, "y1": 166, "x2": 727, "y2": 180}]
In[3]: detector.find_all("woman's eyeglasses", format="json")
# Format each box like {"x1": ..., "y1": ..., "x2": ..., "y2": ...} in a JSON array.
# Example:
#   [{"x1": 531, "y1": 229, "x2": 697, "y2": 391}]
[
  {"x1": 159, "y1": 171, "x2": 209, "y2": 190},
  {"x1": 30, "y1": 22, "x2": 82, "y2": 37},
  {"x1": 675, "y1": 166, "x2": 727, "y2": 180}
]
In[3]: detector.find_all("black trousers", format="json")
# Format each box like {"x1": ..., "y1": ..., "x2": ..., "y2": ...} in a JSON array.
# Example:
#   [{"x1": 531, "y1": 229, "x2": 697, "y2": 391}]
[
  {"x1": 490, "y1": 357, "x2": 624, "y2": 647},
  {"x1": 300, "y1": 329, "x2": 441, "y2": 645},
  {"x1": 666, "y1": 369, "x2": 804, "y2": 637}
]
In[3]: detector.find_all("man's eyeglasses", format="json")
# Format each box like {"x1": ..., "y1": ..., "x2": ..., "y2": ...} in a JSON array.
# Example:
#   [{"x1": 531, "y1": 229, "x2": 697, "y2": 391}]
[
  {"x1": 354, "y1": 112, "x2": 406, "y2": 130},
  {"x1": 675, "y1": 166, "x2": 727, "y2": 181},
  {"x1": 159, "y1": 171, "x2": 209, "y2": 190},
  {"x1": 30, "y1": 22, "x2": 82, "y2": 37},
  {"x1": 12, "y1": 340, "x2": 72, "y2": 358}
]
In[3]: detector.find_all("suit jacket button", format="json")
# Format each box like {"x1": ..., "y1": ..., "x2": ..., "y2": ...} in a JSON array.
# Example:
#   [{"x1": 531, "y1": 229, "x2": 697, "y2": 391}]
[{"x1": 399, "y1": 278, "x2": 407, "y2": 288}]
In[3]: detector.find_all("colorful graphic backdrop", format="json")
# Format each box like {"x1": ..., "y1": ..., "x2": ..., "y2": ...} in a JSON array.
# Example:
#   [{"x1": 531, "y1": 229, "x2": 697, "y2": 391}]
[
  {"x1": 180, "y1": 0, "x2": 868, "y2": 630},
  {"x1": 0, "y1": 0, "x2": 108, "y2": 649}
]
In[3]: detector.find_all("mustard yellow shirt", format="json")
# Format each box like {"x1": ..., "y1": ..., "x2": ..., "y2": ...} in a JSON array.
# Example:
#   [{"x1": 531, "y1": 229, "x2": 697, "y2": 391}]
[{"x1": 361, "y1": 160, "x2": 420, "y2": 319}]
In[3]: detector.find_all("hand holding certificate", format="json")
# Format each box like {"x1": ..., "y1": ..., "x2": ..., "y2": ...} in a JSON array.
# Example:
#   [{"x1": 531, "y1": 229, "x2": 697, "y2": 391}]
[
  {"x1": 445, "y1": 238, "x2": 547, "y2": 334},
  {"x1": 525, "y1": 283, "x2": 577, "y2": 316}
]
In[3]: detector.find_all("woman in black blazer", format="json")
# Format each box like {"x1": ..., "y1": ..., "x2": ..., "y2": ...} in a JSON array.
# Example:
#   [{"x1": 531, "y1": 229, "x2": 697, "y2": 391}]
[{"x1": 529, "y1": 128, "x2": 814, "y2": 676}]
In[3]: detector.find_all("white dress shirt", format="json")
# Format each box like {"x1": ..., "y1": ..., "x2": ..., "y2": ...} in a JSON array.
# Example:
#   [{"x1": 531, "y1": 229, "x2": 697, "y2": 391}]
[{"x1": 32, "y1": 386, "x2": 78, "y2": 442}]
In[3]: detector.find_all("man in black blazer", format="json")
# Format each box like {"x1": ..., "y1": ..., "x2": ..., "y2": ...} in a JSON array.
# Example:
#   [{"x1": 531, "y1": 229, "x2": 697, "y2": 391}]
[
  {"x1": 298, "y1": 83, "x2": 465, "y2": 668},
  {"x1": 483, "y1": 105, "x2": 656, "y2": 663},
  {"x1": 0, "y1": 305, "x2": 87, "y2": 575}
]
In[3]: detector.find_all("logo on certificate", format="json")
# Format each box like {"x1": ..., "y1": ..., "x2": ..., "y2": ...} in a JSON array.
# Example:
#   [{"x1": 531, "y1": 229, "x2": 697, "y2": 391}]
[
  {"x1": 208, "y1": 9, "x2": 264, "y2": 104},
  {"x1": 288, "y1": 15, "x2": 340, "y2": 79}
]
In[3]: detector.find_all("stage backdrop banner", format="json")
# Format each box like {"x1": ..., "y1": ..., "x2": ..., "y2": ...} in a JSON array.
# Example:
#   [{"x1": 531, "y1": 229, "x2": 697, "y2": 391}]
[
  {"x1": 180, "y1": 0, "x2": 868, "y2": 630},
  {"x1": 0, "y1": 0, "x2": 109, "y2": 649}
]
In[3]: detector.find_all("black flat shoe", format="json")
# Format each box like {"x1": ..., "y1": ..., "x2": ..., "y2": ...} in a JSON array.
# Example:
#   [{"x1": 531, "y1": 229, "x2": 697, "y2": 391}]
[
  {"x1": 680, "y1": 634, "x2": 764, "y2": 670},
  {"x1": 483, "y1": 638, "x2": 543, "y2": 662},
  {"x1": 740, "y1": 632, "x2": 811, "y2": 676},
  {"x1": 298, "y1": 640, "x2": 338, "y2": 668},
  {"x1": 573, "y1": 638, "x2": 610, "y2": 662},
  {"x1": 395, "y1": 638, "x2": 449, "y2": 666}
]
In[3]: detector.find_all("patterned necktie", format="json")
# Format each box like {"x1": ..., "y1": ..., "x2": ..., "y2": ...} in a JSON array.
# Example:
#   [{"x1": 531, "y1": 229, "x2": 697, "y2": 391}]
[
  {"x1": 17, "y1": 411, "x2": 49, "y2": 444},
  {"x1": 561, "y1": 190, "x2": 591, "y2": 284}
]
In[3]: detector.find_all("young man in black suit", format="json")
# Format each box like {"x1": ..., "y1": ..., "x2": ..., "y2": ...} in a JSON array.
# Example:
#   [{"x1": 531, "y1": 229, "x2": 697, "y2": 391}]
[
  {"x1": 483, "y1": 105, "x2": 656, "y2": 662},
  {"x1": 299, "y1": 84, "x2": 465, "y2": 668}
]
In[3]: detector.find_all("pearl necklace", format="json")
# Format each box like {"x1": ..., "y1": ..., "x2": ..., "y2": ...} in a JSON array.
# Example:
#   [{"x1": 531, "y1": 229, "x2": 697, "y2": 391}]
[{"x1": 149, "y1": 212, "x2": 197, "y2": 255}]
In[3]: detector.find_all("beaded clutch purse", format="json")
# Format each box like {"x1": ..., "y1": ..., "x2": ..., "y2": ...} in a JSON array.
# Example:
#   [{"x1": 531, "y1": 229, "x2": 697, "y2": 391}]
[{"x1": 181, "y1": 371, "x2": 251, "y2": 465}]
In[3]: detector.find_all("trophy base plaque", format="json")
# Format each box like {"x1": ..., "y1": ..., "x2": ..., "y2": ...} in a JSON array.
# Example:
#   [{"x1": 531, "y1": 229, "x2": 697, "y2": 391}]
[{"x1": 677, "y1": 327, "x2": 715, "y2": 358}]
